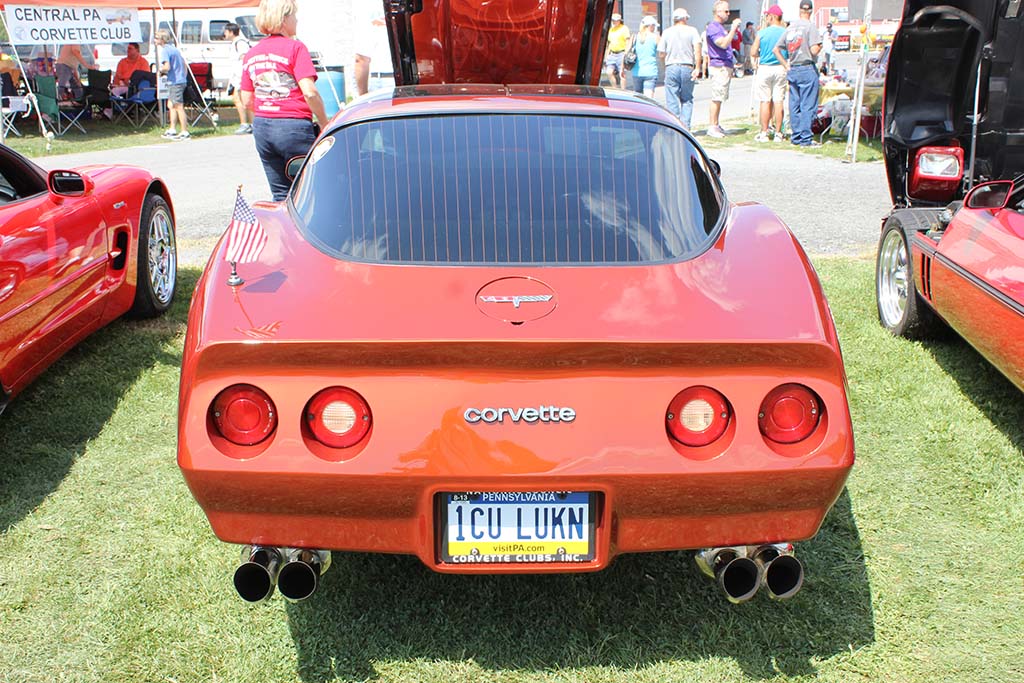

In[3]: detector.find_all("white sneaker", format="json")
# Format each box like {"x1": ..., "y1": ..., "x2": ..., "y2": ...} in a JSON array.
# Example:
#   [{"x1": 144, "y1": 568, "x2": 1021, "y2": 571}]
[
  {"x1": 754, "y1": 131, "x2": 771, "y2": 143},
  {"x1": 175, "y1": 131, "x2": 191, "y2": 140},
  {"x1": 706, "y1": 126, "x2": 726, "y2": 138},
  {"x1": 161, "y1": 129, "x2": 177, "y2": 139},
  {"x1": 774, "y1": 133, "x2": 785, "y2": 143}
]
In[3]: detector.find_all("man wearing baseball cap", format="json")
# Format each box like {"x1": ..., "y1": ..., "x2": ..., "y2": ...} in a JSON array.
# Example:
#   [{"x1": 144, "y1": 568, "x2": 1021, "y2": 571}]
[
  {"x1": 605, "y1": 13, "x2": 631, "y2": 88},
  {"x1": 773, "y1": 0, "x2": 823, "y2": 146},
  {"x1": 657, "y1": 7, "x2": 703, "y2": 129}
]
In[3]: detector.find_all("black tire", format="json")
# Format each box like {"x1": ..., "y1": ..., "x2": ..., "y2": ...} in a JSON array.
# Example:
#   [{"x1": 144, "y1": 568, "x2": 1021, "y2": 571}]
[
  {"x1": 128, "y1": 193, "x2": 177, "y2": 318},
  {"x1": 875, "y1": 216, "x2": 942, "y2": 339}
]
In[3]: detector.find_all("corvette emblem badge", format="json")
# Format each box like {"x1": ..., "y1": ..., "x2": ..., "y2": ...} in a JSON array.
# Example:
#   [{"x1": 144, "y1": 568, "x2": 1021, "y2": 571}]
[
  {"x1": 478, "y1": 294, "x2": 553, "y2": 308},
  {"x1": 475, "y1": 277, "x2": 558, "y2": 323}
]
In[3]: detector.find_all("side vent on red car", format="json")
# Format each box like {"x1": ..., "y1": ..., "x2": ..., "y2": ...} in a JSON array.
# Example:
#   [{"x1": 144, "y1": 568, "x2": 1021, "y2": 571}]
[
  {"x1": 921, "y1": 253, "x2": 933, "y2": 300},
  {"x1": 666, "y1": 386, "x2": 732, "y2": 447},
  {"x1": 758, "y1": 384, "x2": 822, "y2": 444},
  {"x1": 305, "y1": 387, "x2": 372, "y2": 449},
  {"x1": 111, "y1": 230, "x2": 129, "y2": 270}
]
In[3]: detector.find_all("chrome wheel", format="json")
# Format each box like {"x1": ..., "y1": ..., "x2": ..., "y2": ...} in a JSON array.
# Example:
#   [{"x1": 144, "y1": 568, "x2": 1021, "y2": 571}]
[
  {"x1": 148, "y1": 206, "x2": 176, "y2": 307},
  {"x1": 877, "y1": 228, "x2": 908, "y2": 328}
]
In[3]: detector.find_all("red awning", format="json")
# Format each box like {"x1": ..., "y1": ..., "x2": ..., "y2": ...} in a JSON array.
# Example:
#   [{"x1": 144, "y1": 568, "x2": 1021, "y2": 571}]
[{"x1": 2, "y1": 1, "x2": 258, "y2": 8}]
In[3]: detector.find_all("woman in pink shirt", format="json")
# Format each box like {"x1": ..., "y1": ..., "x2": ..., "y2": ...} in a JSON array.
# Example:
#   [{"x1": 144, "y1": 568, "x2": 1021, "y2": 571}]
[{"x1": 241, "y1": 0, "x2": 328, "y2": 201}]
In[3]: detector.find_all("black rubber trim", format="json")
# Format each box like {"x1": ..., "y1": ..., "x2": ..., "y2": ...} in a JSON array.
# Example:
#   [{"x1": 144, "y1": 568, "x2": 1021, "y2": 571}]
[
  {"x1": 386, "y1": 0, "x2": 422, "y2": 86},
  {"x1": 576, "y1": 0, "x2": 615, "y2": 85}
]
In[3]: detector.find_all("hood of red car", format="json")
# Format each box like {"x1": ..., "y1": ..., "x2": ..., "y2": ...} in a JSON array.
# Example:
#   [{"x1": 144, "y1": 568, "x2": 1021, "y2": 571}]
[
  {"x1": 383, "y1": 0, "x2": 613, "y2": 87},
  {"x1": 884, "y1": 0, "x2": 1024, "y2": 203}
]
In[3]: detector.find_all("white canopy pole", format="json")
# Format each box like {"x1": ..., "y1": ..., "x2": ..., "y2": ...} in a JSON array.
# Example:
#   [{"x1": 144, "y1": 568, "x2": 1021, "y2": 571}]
[
  {"x1": 845, "y1": 0, "x2": 872, "y2": 163},
  {"x1": 0, "y1": 8, "x2": 55, "y2": 149}
]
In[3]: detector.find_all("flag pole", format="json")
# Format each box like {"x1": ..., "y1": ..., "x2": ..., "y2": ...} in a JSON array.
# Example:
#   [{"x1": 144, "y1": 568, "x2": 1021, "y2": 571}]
[
  {"x1": 227, "y1": 261, "x2": 244, "y2": 287},
  {"x1": 227, "y1": 184, "x2": 245, "y2": 287}
]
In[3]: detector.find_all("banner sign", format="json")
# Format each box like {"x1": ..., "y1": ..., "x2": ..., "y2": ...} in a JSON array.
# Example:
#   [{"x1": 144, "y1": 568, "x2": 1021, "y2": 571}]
[{"x1": 4, "y1": 6, "x2": 143, "y2": 45}]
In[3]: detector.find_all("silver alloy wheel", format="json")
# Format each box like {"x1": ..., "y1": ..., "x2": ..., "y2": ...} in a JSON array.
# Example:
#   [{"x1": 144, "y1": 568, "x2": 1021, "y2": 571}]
[
  {"x1": 148, "y1": 206, "x2": 176, "y2": 306},
  {"x1": 877, "y1": 229, "x2": 908, "y2": 328}
]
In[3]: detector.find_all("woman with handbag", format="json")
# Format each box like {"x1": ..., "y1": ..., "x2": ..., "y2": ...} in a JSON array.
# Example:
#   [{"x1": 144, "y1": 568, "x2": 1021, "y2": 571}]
[{"x1": 630, "y1": 16, "x2": 660, "y2": 97}]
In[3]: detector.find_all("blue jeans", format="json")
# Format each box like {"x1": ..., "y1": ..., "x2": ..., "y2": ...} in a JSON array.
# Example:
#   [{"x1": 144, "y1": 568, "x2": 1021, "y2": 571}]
[
  {"x1": 252, "y1": 117, "x2": 318, "y2": 201},
  {"x1": 632, "y1": 74, "x2": 656, "y2": 98},
  {"x1": 787, "y1": 64, "x2": 820, "y2": 146},
  {"x1": 664, "y1": 64, "x2": 695, "y2": 129}
]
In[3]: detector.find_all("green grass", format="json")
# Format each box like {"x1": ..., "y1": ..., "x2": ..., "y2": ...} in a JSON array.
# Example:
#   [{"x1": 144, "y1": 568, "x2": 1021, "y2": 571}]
[
  {"x1": 1, "y1": 259, "x2": 1023, "y2": 682},
  {"x1": 3, "y1": 108, "x2": 240, "y2": 157},
  {"x1": 698, "y1": 118, "x2": 885, "y2": 162}
]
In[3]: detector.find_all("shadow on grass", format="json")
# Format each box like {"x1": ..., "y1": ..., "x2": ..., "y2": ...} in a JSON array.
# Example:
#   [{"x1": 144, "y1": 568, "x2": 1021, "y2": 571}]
[
  {"x1": 287, "y1": 490, "x2": 873, "y2": 681},
  {"x1": 0, "y1": 268, "x2": 197, "y2": 532},
  {"x1": 926, "y1": 335, "x2": 1024, "y2": 449}
]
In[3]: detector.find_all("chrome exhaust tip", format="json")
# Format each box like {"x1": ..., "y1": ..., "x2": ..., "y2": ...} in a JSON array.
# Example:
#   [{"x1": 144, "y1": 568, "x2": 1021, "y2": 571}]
[
  {"x1": 277, "y1": 549, "x2": 332, "y2": 602},
  {"x1": 233, "y1": 545, "x2": 283, "y2": 603},
  {"x1": 751, "y1": 544, "x2": 804, "y2": 600},
  {"x1": 696, "y1": 547, "x2": 761, "y2": 604}
]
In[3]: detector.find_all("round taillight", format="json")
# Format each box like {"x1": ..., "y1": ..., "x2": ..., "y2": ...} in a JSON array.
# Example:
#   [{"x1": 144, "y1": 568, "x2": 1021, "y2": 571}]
[
  {"x1": 666, "y1": 386, "x2": 731, "y2": 447},
  {"x1": 759, "y1": 384, "x2": 822, "y2": 444},
  {"x1": 306, "y1": 387, "x2": 371, "y2": 448},
  {"x1": 212, "y1": 384, "x2": 277, "y2": 446}
]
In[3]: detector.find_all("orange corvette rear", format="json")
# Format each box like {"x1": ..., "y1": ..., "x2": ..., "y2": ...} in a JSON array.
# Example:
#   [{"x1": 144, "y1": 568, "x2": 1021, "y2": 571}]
[
  {"x1": 178, "y1": 89, "x2": 853, "y2": 603},
  {"x1": 178, "y1": 1, "x2": 852, "y2": 604}
]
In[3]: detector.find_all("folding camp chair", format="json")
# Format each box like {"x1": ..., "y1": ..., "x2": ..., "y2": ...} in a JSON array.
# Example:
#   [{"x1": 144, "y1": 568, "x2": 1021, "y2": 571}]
[
  {"x1": 83, "y1": 68, "x2": 112, "y2": 119},
  {"x1": 35, "y1": 75, "x2": 87, "y2": 135},
  {"x1": 112, "y1": 70, "x2": 158, "y2": 128},
  {"x1": 185, "y1": 62, "x2": 218, "y2": 127},
  {"x1": 1, "y1": 72, "x2": 29, "y2": 139}
]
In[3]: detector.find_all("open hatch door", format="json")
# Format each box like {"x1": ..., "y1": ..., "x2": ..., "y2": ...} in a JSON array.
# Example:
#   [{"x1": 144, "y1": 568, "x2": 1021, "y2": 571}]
[
  {"x1": 884, "y1": 1, "x2": 1024, "y2": 204},
  {"x1": 384, "y1": 0, "x2": 615, "y2": 87}
]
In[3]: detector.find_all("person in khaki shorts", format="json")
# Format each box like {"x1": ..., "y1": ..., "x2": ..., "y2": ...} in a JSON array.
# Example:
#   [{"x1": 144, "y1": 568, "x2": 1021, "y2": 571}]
[
  {"x1": 704, "y1": 0, "x2": 741, "y2": 137},
  {"x1": 751, "y1": 4, "x2": 788, "y2": 142}
]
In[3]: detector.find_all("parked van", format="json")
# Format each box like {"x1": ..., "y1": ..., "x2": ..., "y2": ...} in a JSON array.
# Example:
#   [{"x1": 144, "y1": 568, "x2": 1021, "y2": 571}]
[{"x1": 94, "y1": 10, "x2": 263, "y2": 90}]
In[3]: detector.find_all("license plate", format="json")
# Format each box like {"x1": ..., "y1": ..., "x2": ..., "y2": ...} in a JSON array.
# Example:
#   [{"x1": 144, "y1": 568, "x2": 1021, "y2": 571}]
[{"x1": 440, "y1": 491, "x2": 595, "y2": 564}]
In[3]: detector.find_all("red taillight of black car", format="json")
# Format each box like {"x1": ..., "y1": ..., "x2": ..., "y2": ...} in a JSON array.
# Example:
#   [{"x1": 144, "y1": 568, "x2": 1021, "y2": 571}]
[
  {"x1": 666, "y1": 386, "x2": 732, "y2": 447},
  {"x1": 758, "y1": 384, "x2": 822, "y2": 444},
  {"x1": 909, "y1": 145, "x2": 964, "y2": 202},
  {"x1": 211, "y1": 384, "x2": 278, "y2": 446},
  {"x1": 305, "y1": 387, "x2": 372, "y2": 448}
]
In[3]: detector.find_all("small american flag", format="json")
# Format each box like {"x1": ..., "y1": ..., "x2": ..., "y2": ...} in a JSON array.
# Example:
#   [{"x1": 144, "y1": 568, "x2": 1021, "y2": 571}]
[{"x1": 224, "y1": 190, "x2": 267, "y2": 263}]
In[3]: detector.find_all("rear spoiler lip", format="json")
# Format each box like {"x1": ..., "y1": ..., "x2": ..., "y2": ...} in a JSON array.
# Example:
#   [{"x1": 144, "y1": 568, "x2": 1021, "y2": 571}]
[{"x1": 190, "y1": 338, "x2": 846, "y2": 377}]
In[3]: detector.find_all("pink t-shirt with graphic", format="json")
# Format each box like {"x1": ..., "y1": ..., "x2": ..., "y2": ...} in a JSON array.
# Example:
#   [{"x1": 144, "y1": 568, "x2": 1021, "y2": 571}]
[{"x1": 240, "y1": 35, "x2": 317, "y2": 119}]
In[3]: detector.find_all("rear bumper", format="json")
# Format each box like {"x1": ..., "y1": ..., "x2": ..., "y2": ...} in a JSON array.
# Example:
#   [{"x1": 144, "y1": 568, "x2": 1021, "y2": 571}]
[{"x1": 180, "y1": 456, "x2": 852, "y2": 574}]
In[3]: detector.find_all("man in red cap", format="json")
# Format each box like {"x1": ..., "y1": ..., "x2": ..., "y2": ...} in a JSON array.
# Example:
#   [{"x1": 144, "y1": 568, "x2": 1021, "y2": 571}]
[{"x1": 751, "y1": 5, "x2": 787, "y2": 142}]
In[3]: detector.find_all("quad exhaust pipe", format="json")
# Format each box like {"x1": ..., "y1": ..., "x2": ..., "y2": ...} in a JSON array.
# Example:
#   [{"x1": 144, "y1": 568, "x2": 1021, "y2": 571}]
[
  {"x1": 696, "y1": 543, "x2": 804, "y2": 603},
  {"x1": 233, "y1": 545, "x2": 331, "y2": 603}
]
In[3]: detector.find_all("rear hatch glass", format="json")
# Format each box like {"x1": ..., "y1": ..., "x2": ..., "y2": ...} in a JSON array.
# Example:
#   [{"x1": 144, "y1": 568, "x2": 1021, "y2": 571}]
[{"x1": 291, "y1": 114, "x2": 724, "y2": 265}]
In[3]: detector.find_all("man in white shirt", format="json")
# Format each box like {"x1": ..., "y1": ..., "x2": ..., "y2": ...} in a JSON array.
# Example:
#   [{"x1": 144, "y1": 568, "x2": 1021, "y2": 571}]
[
  {"x1": 354, "y1": 7, "x2": 390, "y2": 96},
  {"x1": 657, "y1": 7, "x2": 703, "y2": 130}
]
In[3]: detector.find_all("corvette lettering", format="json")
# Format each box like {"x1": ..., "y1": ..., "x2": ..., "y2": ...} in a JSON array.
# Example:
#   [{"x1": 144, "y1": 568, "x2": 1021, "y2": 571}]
[
  {"x1": 478, "y1": 294, "x2": 553, "y2": 308},
  {"x1": 464, "y1": 406, "x2": 576, "y2": 424}
]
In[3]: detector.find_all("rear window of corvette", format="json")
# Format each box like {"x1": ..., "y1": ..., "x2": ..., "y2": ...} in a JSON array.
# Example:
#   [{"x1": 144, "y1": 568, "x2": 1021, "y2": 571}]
[{"x1": 290, "y1": 114, "x2": 725, "y2": 264}]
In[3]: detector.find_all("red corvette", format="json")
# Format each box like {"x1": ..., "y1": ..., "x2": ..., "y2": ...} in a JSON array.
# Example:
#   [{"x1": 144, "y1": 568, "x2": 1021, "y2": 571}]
[
  {"x1": 178, "y1": 0, "x2": 854, "y2": 604},
  {"x1": 0, "y1": 143, "x2": 177, "y2": 409},
  {"x1": 875, "y1": 1, "x2": 1024, "y2": 390}
]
